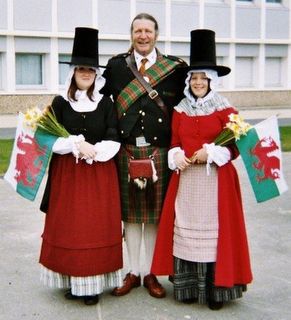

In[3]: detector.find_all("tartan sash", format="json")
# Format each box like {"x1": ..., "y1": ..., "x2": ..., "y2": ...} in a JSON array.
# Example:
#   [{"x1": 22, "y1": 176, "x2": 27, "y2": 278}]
[{"x1": 116, "y1": 54, "x2": 181, "y2": 119}]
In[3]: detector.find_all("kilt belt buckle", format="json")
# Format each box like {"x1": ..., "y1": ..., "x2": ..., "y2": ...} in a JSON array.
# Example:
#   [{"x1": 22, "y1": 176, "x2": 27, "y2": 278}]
[{"x1": 148, "y1": 90, "x2": 159, "y2": 100}]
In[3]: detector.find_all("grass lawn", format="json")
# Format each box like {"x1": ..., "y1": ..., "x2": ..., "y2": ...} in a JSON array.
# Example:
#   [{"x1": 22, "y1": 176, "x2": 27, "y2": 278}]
[
  {"x1": 280, "y1": 126, "x2": 291, "y2": 152},
  {"x1": 0, "y1": 127, "x2": 291, "y2": 176},
  {"x1": 0, "y1": 139, "x2": 14, "y2": 175}
]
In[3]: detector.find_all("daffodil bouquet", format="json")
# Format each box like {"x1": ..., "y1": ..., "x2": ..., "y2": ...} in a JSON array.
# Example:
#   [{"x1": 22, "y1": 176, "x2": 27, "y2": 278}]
[
  {"x1": 189, "y1": 113, "x2": 252, "y2": 162},
  {"x1": 24, "y1": 106, "x2": 70, "y2": 138},
  {"x1": 214, "y1": 113, "x2": 252, "y2": 146}
]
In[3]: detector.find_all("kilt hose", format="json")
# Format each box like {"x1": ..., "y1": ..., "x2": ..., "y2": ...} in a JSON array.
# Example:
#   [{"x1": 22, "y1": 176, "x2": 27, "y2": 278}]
[{"x1": 117, "y1": 144, "x2": 170, "y2": 224}]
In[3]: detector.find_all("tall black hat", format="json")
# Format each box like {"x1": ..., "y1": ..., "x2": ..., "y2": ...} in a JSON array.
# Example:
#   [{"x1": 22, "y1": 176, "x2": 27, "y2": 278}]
[
  {"x1": 184, "y1": 29, "x2": 230, "y2": 77},
  {"x1": 61, "y1": 27, "x2": 105, "y2": 68}
]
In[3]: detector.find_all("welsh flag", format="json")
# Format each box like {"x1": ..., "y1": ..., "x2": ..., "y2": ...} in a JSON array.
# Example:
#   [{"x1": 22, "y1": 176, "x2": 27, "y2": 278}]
[
  {"x1": 4, "y1": 112, "x2": 57, "y2": 201},
  {"x1": 236, "y1": 116, "x2": 288, "y2": 202}
]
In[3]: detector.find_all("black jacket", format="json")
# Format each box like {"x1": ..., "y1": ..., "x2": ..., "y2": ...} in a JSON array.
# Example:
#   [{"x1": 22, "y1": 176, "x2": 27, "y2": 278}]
[{"x1": 101, "y1": 51, "x2": 187, "y2": 147}]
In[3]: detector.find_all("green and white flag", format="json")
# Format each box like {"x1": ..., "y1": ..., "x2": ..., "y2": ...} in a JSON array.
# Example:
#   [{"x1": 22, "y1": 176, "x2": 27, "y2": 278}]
[
  {"x1": 4, "y1": 112, "x2": 57, "y2": 201},
  {"x1": 236, "y1": 116, "x2": 288, "y2": 203}
]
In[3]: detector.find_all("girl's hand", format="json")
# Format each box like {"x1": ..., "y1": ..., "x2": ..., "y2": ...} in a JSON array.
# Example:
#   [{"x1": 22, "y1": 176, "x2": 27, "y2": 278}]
[
  {"x1": 191, "y1": 147, "x2": 208, "y2": 164},
  {"x1": 78, "y1": 141, "x2": 97, "y2": 160},
  {"x1": 174, "y1": 152, "x2": 191, "y2": 171}
]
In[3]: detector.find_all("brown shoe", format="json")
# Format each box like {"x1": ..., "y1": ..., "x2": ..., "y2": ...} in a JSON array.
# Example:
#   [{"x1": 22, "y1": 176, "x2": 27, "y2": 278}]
[
  {"x1": 111, "y1": 273, "x2": 141, "y2": 296},
  {"x1": 143, "y1": 274, "x2": 166, "y2": 298}
]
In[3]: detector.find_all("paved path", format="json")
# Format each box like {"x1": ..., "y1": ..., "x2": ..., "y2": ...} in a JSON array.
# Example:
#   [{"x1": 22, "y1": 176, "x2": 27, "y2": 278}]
[{"x1": 0, "y1": 153, "x2": 290, "y2": 320}]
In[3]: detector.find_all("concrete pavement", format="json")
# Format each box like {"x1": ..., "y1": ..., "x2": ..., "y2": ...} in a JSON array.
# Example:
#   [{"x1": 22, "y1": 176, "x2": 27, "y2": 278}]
[{"x1": 1, "y1": 150, "x2": 291, "y2": 319}]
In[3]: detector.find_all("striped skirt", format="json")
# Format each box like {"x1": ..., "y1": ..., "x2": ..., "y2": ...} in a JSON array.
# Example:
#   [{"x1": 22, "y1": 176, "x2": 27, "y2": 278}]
[
  {"x1": 173, "y1": 257, "x2": 247, "y2": 304},
  {"x1": 40, "y1": 266, "x2": 123, "y2": 296},
  {"x1": 117, "y1": 144, "x2": 169, "y2": 224}
]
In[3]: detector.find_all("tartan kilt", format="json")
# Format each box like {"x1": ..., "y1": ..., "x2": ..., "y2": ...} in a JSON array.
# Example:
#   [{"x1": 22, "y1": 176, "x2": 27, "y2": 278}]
[{"x1": 117, "y1": 144, "x2": 169, "y2": 224}]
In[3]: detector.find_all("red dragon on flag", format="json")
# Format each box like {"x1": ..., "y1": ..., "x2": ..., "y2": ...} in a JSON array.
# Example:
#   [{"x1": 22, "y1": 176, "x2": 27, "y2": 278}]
[
  {"x1": 236, "y1": 116, "x2": 288, "y2": 202},
  {"x1": 250, "y1": 136, "x2": 280, "y2": 182},
  {"x1": 4, "y1": 112, "x2": 58, "y2": 201},
  {"x1": 14, "y1": 132, "x2": 48, "y2": 187}
]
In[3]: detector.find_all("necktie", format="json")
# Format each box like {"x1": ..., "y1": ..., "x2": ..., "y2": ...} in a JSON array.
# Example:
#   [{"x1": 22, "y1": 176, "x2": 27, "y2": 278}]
[{"x1": 138, "y1": 58, "x2": 148, "y2": 75}]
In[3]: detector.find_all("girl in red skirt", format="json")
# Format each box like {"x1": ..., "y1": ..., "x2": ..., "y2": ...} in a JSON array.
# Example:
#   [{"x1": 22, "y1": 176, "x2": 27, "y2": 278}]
[{"x1": 39, "y1": 27, "x2": 123, "y2": 306}]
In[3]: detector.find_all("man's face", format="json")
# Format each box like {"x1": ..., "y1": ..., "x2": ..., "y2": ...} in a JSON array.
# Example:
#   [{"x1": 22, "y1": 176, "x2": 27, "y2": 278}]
[{"x1": 131, "y1": 18, "x2": 158, "y2": 56}]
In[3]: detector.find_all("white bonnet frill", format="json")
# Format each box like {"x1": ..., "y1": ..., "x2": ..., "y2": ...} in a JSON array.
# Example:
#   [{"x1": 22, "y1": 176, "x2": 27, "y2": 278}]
[{"x1": 61, "y1": 66, "x2": 106, "y2": 112}]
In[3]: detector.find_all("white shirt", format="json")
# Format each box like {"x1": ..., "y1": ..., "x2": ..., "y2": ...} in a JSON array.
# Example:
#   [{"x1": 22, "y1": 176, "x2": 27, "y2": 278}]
[{"x1": 133, "y1": 49, "x2": 157, "y2": 71}]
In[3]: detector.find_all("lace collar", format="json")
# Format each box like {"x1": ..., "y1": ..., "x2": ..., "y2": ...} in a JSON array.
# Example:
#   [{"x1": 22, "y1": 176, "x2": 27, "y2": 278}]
[{"x1": 175, "y1": 90, "x2": 231, "y2": 116}]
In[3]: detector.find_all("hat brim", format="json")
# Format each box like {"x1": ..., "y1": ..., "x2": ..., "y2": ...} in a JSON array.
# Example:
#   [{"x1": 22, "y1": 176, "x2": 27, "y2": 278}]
[
  {"x1": 59, "y1": 56, "x2": 107, "y2": 68},
  {"x1": 59, "y1": 61, "x2": 108, "y2": 68},
  {"x1": 181, "y1": 65, "x2": 231, "y2": 77}
]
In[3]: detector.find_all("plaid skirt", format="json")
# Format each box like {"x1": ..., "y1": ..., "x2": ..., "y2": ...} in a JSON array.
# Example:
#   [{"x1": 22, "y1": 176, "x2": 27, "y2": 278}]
[
  {"x1": 173, "y1": 257, "x2": 247, "y2": 304},
  {"x1": 117, "y1": 144, "x2": 169, "y2": 224}
]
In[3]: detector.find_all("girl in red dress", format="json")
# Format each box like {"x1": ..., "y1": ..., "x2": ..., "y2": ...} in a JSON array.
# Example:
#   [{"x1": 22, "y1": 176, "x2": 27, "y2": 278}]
[
  {"x1": 39, "y1": 27, "x2": 123, "y2": 306},
  {"x1": 151, "y1": 29, "x2": 252, "y2": 310}
]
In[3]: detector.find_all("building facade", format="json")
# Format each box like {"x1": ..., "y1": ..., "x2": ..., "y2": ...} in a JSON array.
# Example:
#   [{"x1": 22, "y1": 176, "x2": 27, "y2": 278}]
[{"x1": 0, "y1": 0, "x2": 291, "y2": 112}]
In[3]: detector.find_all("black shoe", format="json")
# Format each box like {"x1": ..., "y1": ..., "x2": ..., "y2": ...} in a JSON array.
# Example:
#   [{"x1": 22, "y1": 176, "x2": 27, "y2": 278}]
[
  {"x1": 83, "y1": 295, "x2": 99, "y2": 306},
  {"x1": 208, "y1": 300, "x2": 224, "y2": 310},
  {"x1": 182, "y1": 298, "x2": 198, "y2": 304},
  {"x1": 64, "y1": 290, "x2": 79, "y2": 300}
]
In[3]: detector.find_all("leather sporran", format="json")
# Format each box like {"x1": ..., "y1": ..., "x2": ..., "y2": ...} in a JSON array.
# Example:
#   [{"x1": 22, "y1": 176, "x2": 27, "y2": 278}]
[
  {"x1": 128, "y1": 157, "x2": 158, "y2": 190},
  {"x1": 126, "y1": 149, "x2": 158, "y2": 211},
  {"x1": 128, "y1": 158, "x2": 153, "y2": 180}
]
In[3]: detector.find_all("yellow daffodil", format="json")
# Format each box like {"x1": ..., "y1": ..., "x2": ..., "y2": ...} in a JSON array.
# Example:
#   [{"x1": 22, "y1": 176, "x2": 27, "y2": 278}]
[
  {"x1": 214, "y1": 113, "x2": 252, "y2": 146},
  {"x1": 23, "y1": 106, "x2": 69, "y2": 137}
]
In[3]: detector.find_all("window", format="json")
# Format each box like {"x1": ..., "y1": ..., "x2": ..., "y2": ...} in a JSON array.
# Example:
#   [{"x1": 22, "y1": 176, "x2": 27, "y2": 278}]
[
  {"x1": 59, "y1": 54, "x2": 71, "y2": 85},
  {"x1": 216, "y1": 57, "x2": 228, "y2": 89},
  {"x1": 236, "y1": 0, "x2": 254, "y2": 5},
  {"x1": 16, "y1": 53, "x2": 43, "y2": 86},
  {"x1": 235, "y1": 57, "x2": 255, "y2": 88},
  {"x1": 0, "y1": 53, "x2": 2, "y2": 90},
  {"x1": 265, "y1": 57, "x2": 282, "y2": 87},
  {"x1": 266, "y1": 0, "x2": 281, "y2": 3}
]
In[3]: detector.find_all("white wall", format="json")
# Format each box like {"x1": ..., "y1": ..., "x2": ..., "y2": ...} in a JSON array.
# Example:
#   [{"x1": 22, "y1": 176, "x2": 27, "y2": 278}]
[{"x1": 0, "y1": 0, "x2": 290, "y2": 97}]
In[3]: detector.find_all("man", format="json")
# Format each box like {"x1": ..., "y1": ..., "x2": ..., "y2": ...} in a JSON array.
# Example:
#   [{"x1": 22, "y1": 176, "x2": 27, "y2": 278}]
[{"x1": 101, "y1": 13, "x2": 186, "y2": 298}]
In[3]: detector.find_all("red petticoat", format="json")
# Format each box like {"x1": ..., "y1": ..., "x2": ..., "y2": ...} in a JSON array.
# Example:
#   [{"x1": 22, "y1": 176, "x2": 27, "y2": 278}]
[{"x1": 39, "y1": 154, "x2": 123, "y2": 276}]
